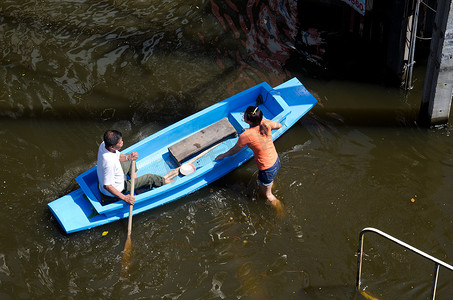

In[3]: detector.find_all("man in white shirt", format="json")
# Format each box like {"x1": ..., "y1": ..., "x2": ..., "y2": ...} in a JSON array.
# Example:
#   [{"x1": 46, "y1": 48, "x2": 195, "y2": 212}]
[{"x1": 97, "y1": 130, "x2": 169, "y2": 205}]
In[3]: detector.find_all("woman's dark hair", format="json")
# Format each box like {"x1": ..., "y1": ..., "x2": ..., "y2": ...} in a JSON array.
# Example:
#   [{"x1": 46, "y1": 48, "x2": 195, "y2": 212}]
[
  {"x1": 103, "y1": 130, "x2": 122, "y2": 148},
  {"x1": 244, "y1": 106, "x2": 269, "y2": 136}
]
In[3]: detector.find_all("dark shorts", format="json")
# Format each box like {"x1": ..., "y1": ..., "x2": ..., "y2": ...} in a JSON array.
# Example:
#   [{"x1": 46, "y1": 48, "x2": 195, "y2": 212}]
[{"x1": 258, "y1": 157, "x2": 280, "y2": 186}]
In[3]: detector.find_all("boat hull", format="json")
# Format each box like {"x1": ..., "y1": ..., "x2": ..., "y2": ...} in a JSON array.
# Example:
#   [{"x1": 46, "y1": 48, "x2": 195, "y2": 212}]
[{"x1": 48, "y1": 78, "x2": 317, "y2": 233}]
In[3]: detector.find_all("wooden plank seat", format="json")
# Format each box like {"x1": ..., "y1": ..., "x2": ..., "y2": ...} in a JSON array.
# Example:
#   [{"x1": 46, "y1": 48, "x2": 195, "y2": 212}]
[{"x1": 168, "y1": 118, "x2": 237, "y2": 165}]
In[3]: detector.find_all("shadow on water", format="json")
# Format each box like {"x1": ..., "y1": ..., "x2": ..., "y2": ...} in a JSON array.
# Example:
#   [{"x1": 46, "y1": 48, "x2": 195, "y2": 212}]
[{"x1": 0, "y1": 66, "x2": 238, "y2": 123}]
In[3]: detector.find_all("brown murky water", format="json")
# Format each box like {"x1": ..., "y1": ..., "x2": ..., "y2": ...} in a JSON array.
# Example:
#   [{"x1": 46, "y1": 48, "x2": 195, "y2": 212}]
[{"x1": 1, "y1": 1, "x2": 453, "y2": 299}]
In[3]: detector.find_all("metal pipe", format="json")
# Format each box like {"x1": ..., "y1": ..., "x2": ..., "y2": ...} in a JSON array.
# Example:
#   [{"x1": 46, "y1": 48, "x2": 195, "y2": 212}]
[
  {"x1": 356, "y1": 227, "x2": 453, "y2": 297},
  {"x1": 356, "y1": 233, "x2": 365, "y2": 290},
  {"x1": 431, "y1": 263, "x2": 440, "y2": 300},
  {"x1": 404, "y1": 0, "x2": 422, "y2": 90}
]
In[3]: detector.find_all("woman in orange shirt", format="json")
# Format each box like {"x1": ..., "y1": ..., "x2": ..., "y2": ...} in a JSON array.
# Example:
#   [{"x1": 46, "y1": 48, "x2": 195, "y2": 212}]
[{"x1": 215, "y1": 106, "x2": 282, "y2": 210}]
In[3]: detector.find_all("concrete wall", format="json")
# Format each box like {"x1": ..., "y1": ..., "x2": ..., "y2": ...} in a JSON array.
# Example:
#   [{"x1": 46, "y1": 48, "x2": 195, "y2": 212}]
[{"x1": 420, "y1": 0, "x2": 453, "y2": 125}]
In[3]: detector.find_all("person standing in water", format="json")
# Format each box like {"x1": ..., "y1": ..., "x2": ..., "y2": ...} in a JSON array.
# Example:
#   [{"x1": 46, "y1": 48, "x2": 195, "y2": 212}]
[{"x1": 215, "y1": 106, "x2": 282, "y2": 210}]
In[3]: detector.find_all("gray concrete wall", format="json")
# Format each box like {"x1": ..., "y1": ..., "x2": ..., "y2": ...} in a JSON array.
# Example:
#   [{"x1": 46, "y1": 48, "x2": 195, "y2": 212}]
[{"x1": 421, "y1": 0, "x2": 453, "y2": 125}]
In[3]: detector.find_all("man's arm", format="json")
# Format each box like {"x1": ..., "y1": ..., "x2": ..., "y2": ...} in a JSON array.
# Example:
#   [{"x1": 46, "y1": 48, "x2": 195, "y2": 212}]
[
  {"x1": 119, "y1": 151, "x2": 139, "y2": 162},
  {"x1": 104, "y1": 185, "x2": 135, "y2": 205}
]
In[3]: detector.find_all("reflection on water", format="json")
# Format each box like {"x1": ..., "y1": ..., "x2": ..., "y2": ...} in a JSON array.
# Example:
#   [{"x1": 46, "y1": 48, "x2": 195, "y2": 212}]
[
  {"x1": 1, "y1": 0, "x2": 453, "y2": 299},
  {"x1": 211, "y1": 0, "x2": 298, "y2": 92}
]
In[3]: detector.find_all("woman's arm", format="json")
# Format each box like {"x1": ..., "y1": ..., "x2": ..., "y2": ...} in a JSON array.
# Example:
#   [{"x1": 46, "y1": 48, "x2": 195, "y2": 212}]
[{"x1": 215, "y1": 142, "x2": 243, "y2": 161}]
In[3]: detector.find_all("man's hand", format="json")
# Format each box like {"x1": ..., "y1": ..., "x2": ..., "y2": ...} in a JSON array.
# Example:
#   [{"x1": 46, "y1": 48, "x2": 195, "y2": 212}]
[
  {"x1": 129, "y1": 151, "x2": 138, "y2": 161},
  {"x1": 123, "y1": 194, "x2": 135, "y2": 205},
  {"x1": 122, "y1": 151, "x2": 139, "y2": 162},
  {"x1": 104, "y1": 184, "x2": 134, "y2": 205}
]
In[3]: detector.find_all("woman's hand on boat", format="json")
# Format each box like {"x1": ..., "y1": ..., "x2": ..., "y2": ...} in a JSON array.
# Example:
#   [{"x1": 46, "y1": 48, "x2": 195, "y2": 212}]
[
  {"x1": 123, "y1": 194, "x2": 135, "y2": 205},
  {"x1": 215, "y1": 153, "x2": 226, "y2": 161},
  {"x1": 215, "y1": 144, "x2": 241, "y2": 161}
]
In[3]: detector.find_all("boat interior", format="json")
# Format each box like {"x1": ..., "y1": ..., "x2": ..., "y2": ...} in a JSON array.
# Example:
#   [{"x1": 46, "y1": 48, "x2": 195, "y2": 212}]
[{"x1": 75, "y1": 83, "x2": 291, "y2": 216}]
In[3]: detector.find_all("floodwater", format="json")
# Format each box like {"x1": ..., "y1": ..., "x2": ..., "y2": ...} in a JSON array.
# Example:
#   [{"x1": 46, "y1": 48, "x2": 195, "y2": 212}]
[{"x1": 1, "y1": 0, "x2": 453, "y2": 299}]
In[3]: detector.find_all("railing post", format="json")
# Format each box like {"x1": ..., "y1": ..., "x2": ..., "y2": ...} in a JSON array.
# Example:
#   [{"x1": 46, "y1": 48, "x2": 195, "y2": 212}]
[
  {"x1": 356, "y1": 232, "x2": 365, "y2": 290},
  {"x1": 430, "y1": 263, "x2": 440, "y2": 300},
  {"x1": 357, "y1": 227, "x2": 453, "y2": 298}
]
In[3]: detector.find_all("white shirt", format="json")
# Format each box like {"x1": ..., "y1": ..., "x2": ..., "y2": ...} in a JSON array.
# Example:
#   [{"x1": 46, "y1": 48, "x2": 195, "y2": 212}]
[{"x1": 97, "y1": 141, "x2": 124, "y2": 196}]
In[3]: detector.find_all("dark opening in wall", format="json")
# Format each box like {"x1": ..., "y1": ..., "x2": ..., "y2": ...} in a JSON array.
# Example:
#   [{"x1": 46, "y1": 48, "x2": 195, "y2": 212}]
[{"x1": 287, "y1": 0, "x2": 435, "y2": 86}]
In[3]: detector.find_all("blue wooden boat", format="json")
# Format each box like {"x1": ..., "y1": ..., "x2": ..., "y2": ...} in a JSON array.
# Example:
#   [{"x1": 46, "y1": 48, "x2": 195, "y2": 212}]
[{"x1": 48, "y1": 77, "x2": 317, "y2": 233}]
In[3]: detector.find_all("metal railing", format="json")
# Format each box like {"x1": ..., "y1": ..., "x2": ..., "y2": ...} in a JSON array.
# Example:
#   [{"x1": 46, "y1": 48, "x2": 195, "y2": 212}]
[{"x1": 356, "y1": 227, "x2": 453, "y2": 299}]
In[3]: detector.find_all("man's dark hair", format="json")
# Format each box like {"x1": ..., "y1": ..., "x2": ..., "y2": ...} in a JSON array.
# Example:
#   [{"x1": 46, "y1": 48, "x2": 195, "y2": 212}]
[{"x1": 103, "y1": 130, "x2": 122, "y2": 148}]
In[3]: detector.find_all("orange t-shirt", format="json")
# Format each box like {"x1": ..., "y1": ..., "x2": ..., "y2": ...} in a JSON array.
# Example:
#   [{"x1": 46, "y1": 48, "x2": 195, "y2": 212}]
[{"x1": 237, "y1": 120, "x2": 278, "y2": 170}]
